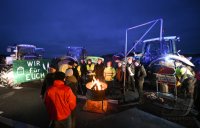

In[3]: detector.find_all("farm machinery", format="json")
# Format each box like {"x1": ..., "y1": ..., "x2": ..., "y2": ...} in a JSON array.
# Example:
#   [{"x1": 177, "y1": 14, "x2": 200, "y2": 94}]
[
  {"x1": 114, "y1": 19, "x2": 197, "y2": 116},
  {"x1": 0, "y1": 44, "x2": 45, "y2": 87}
]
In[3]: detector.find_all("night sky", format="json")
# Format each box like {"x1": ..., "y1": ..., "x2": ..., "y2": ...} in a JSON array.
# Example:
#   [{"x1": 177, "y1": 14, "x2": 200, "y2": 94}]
[{"x1": 0, "y1": 0, "x2": 200, "y2": 58}]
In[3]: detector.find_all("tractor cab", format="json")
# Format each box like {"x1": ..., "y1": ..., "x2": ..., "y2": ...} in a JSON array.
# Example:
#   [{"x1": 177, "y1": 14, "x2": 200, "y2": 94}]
[{"x1": 141, "y1": 36, "x2": 180, "y2": 66}]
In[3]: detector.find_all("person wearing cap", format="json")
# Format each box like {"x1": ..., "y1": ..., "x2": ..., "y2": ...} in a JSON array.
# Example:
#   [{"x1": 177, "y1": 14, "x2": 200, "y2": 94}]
[
  {"x1": 86, "y1": 59, "x2": 95, "y2": 82},
  {"x1": 65, "y1": 68, "x2": 78, "y2": 96},
  {"x1": 44, "y1": 72, "x2": 76, "y2": 128},
  {"x1": 104, "y1": 61, "x2": 116, "y2": 97},
  {"x1": 94, "y1": 58, "x2": 105, "y2": 81},
  {"x1": 65, "y1": 68, "x2": 78, "y2": 128},
  {"x1": 126, "y1": 56, "x2": 136, "y2": 91},
  {"x1": 40, "y1": 65, "x2": 56, "y2": 99},
  {"x1": 134, "y1": 60, "x2": 146, "y2": 103}
]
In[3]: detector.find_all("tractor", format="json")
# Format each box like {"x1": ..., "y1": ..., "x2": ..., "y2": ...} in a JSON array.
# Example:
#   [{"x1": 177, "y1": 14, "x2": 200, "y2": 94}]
[
  {"x1": 0, "y1": 44, "x2": 44, "y2": 87},
  {"x1": 114, "y1": 19, "x2": 197, "y2": 116}
]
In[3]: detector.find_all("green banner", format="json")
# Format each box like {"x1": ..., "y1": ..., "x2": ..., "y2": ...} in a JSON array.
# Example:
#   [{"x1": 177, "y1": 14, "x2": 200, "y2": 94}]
[{"x1": 13, "y1": 59, "x2": 50, "y2": 84}]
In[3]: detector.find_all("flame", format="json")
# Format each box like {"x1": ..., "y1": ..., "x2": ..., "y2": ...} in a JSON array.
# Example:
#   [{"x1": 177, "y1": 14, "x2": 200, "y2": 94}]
[
  {"x1": 86, "y1": 77, "x2": 107, "y2": 90},
  {"x1": 91, "y1": 77, "x2": 102, "y2": 90}
]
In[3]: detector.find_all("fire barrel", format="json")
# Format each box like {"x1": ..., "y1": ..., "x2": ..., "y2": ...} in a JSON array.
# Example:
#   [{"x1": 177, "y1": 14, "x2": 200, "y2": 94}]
[{"x1": 86, "y1": 81, "x2": 107, "y2": 101}]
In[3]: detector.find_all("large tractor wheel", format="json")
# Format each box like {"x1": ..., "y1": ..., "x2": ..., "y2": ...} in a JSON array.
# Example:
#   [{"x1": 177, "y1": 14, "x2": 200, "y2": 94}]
[{"x1": 0, "y1": 65, "x2": 18, "y2": 88}]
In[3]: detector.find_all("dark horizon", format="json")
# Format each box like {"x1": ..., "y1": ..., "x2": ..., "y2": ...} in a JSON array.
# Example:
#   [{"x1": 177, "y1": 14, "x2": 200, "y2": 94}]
[{"x1": 0, "y1": 0, "x2": 200, "y2": 58}]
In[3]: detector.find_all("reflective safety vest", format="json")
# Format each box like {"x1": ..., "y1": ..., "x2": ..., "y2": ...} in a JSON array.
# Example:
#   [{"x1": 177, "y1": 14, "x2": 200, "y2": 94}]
[
  {"x1": 86, "y1": 64, "x2": 95, "y2": 75},
  {"x1": 77, "y1": 66, "x2": 81, "y2": 76},
  {"x1": 104, "y1": 67, "x2": 116, "y2": 81},
  {"x1": 176, "y1": 66, "x2": 194, "y2": 83}
]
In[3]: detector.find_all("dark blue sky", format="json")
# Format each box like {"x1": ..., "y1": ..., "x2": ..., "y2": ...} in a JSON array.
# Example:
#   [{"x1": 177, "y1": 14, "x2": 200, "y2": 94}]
[{"x1": 0, "y1": 0, "x2": 200, "y2": 58}]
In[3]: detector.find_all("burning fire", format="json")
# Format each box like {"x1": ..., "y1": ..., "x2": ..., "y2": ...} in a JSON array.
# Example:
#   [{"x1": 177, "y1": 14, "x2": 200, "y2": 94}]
[
  {"x1": 91, "y1": 77, "x2": 102, "y2": 90},
  {"x1": 86, "y1": 77, "x2": 107, "y2": 91}
]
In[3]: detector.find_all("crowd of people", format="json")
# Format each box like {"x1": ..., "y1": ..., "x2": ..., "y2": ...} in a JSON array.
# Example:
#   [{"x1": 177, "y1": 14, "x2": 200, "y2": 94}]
[
  {"x1": 40, "y1": 56, "x2": 147, "y2": 128},
  {"x1": 40, "y1": 56, "x2": 200, "y2": 128}
]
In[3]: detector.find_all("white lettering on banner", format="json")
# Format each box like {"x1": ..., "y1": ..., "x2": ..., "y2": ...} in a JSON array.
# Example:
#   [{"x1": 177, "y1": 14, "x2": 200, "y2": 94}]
[
  {"x1": 26, "y1": 74, "x2": 31, "y2": 81},
  {"x1": 40, "y1": 73, "x2": 45, "y2": 78},
  {"x1": 29, "y1": 68, "x2": 40, "y2": 73},
  {"x1": 23, "y1": 60, "x2": 46, "y2": 81},
  {"x1": 27, "y1": 61, "x2": 41, "y2": 67},
  {"x1": 36, "y1": 61, "x2": 40, "y2": 66},
  {"x1": 25, "y1": 73, "x2": 45, "y2": 81}
]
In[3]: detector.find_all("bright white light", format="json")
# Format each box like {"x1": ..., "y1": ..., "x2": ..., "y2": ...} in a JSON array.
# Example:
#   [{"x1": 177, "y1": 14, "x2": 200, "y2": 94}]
[
  {"x1": 165, "y1": 56, "x2": 171, "y2": 62},
  {"x1": 0, "y1": 111, "x2": 3, "y2": 114},
  {"x1": 13, "y1": 86, "x2": 23, "y2": 89}
]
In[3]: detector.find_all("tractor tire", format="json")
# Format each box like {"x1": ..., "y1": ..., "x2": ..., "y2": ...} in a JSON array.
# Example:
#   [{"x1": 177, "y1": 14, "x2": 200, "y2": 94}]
[{"x1": 0, "y1": 65, "x2": 18, "y2": 88}]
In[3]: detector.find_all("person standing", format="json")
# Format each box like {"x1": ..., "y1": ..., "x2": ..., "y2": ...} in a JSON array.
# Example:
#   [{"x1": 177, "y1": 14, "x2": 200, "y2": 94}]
[
  {"x1": 175, "y1": 62, "x2": 196, "y2": 98},
  {"x1": 44, "y1": 72, "x2": 76, "y2": 128},
  {"x1": 65, "y1": 68, "x2": 78, "y2": 128},
  {"x1": 104, "y1": 61, "x2": 116, "y2": 97},
  {"x1": 72, "y1": 62, "x2": 79, "y2": 81},
  {"x1": 116, "y1": 61, "x2": 124, "y2": 93},
  {"x1": 134, "y1": 60, "x2": 147, "y2": 103},
  {"x1": 86, "y1": 59, "x2": 95, "y2": 82},
  {"x1": 126, "y1": 57, "x2": 136, "y2": 91},
  {"x1": 94, "y1": 58, "x2": 105, "y2": 81},
  {"x1": 40, "y1": 66, "x2": 56, "y2": 99},
  {"x1": 65, "y1": 69, "x2": 78, "y2": 96},
  {"x1": 77, "y1": 59, "x2": 87, "y2": 95}
]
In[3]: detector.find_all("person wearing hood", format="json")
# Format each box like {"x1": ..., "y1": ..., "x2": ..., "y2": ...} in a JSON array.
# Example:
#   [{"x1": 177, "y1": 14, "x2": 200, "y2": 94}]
[{"x1": 44, "y1": 72, "x2": 76, "y2": 128}]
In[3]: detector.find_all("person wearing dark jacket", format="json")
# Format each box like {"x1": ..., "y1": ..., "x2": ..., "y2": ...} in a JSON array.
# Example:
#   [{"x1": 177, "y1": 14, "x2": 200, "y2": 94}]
[
  {"x1": 134, "y1": 60, "x2": 147, "y2": 103},
  {"x1": 126, "y1": 57, "x2": 136, "y2": 91},
  {"x1": 94, "y1": 58, "x2": 105, "y2": 81},
  {"x1": 44, "y1": 72, "x2": 76, "y2": 128},
  {"x1": 77, "y1": 59, "x2": 87, "y2": 95},
  {"x1": 116, "y1": 62, "x2": 124, "y2": 93},
  {"x1": 65, "y1": 68, "x2": 78, "y2": 128},
  {"x1": 40, "y1": 66, "x2": 56, "y2": 99},
  {"x1": 77, "y1": 59, "x2": 87, "y2": 79},
  {"x1": 65, "y1": 68, "x2": 78, "y2": 96},
  {"x1": 72, "y1": 62, "x2": 79, "y2": 81}
]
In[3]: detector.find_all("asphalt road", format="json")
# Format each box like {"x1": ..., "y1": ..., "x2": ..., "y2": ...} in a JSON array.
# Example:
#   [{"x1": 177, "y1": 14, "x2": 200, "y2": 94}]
[{"x1": 0, "y1": 81, "x2": 199, "y2": 128}]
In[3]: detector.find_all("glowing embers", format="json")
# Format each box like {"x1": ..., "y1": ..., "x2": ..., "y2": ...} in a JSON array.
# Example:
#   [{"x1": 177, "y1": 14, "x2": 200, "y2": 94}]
[{"x1": 83, "y1": 100, "x2": 108, "y2": 113}]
